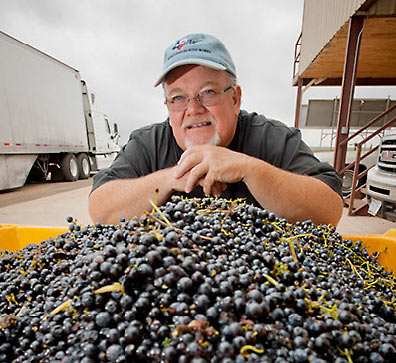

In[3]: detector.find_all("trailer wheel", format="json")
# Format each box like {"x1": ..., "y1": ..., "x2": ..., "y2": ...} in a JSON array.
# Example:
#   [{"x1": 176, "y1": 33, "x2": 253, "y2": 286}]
[
  {"x1": 77, "y1": 153, "x2": 90, "y2": 179},
  {"x1": 62, "y1": 154, "x2": 79, "y2": 181}
]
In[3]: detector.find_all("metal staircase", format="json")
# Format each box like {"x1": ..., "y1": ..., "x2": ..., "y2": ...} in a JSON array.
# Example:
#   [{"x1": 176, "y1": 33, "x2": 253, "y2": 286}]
[{"x1": 340, "y1": 103, "x2": 396, "y2": 215}]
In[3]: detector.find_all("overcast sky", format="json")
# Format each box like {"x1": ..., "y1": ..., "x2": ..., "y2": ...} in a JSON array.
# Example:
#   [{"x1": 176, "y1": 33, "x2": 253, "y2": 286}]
[{"x1": 2, "y1": 0, "x2": 395, "y2": 145}]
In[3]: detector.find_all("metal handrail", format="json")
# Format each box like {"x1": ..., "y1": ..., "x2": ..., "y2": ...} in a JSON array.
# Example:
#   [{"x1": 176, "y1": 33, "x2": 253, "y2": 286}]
[
  {"x1": 346, "y1": 113, "x2": 396, "y2": 215},
  {"x1": 340, "y1": 102, "x2": 396, "y2": 146},
  {"x1": 293, "y1": 32, "x2": 302, "y2": 79},
  {"x1": 341, "y1": 146, "x2": 378, "y2": 175}
]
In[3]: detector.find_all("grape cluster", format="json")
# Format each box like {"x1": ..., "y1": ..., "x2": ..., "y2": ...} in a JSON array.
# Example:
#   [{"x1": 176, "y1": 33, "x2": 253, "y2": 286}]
[{"x1": 0, "y1": 196, "x2": 396, "y2": 362}]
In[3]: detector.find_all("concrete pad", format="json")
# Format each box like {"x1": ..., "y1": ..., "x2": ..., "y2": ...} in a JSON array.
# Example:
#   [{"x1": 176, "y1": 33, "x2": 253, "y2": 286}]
[
  {"x1": 336, "y1": 208, "x2": 396, "y2": 236},
  {"x1": 0, "y1": 186, "x2": 92, "y2": 228}
]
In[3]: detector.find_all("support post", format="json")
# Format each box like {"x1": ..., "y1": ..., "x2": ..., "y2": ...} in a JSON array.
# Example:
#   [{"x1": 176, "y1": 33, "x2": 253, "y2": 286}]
[
  {"x1": 294, "y1": 78, "x2": 303, "y2": 128},
  {"x1": 333, "y1": 16, "x2": 365, "y2": 173}
]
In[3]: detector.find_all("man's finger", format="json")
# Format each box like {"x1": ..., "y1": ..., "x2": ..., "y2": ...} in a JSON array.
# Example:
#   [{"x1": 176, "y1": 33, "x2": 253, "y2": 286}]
[
  {"x1": 177, "y1": 145, "x2": 200, "y2": 164},
  {"x1": 211, "y1": 182, "x2": 222, "y2": 197},
  {"x1": 219, "y1": 182, "x2": 228, "y2": 193},
  {"x1": 202, "y1": 175, "x2": 216, "y2": 196},
  {"x1": 174, "y1": 153, "x2": 201, "y2": 179},
  {"x1": 185, "y1": 163, "x2": 207, "y2": 193}
]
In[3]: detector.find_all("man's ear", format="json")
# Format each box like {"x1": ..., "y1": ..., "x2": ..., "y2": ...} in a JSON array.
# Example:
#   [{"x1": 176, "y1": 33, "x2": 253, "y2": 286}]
[{"x1": 233, "y1": 85, "x2": 242, "y2": 111}]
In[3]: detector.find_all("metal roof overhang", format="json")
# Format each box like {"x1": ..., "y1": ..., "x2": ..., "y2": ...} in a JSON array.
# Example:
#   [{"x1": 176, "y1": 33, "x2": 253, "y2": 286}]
[{"x1": 293, "y1": 16, "x2": 396, "y2": 87}]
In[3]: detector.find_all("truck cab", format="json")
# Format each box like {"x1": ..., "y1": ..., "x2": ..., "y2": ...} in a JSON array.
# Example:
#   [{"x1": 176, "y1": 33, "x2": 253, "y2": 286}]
[
  {"x1": 88, "y1": 110, "x2": 120, "y2": 171},
  {"x1": 81, "y1": 81, "x2": 120, "y2": 172},
  {"x1": 90, "y1": 111, "x2": 120, "y2": 154},
  {"x1": 367, "y1": 130, "x2": 396, "y2": 221}
]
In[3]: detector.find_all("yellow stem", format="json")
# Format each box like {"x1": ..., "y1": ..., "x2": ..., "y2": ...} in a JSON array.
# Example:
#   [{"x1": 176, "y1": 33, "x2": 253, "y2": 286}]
[
  {"x1": 94, "y1": 282, "x2": 124, "y2": 295},
  {"x1": 263, "y1": 274, "x2": 279, "y2": 286},
  {"x1": 149, "y1": 200, "x2": 172, "y2": 227},
  {"x1": 50, "y1": 299, "x2": 72, "y2": 315},
  {"x1": 240, "y1": 345, "x2": 264, "y2": 357}
]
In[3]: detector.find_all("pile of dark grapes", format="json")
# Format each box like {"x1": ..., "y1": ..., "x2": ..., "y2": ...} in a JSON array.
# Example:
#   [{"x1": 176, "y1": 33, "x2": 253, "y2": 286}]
[{"x1": 1, "y1": 197, "x2": 396, "y2": 362}]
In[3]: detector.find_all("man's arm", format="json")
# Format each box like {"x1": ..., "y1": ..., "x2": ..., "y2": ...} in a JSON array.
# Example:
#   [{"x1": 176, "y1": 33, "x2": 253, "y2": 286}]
[
  {"x1": 242, "y1": 157, "x2": 343, "y2": 226},
  {"x1": 89, "y1": 168, "x2": 177, "y2": 225},
  {"x1": 174, "y1": 144, "x2": 343, "y2": 226},
  {"x1": 89, "y1": 166, "x2": 226, "y2": 225}
]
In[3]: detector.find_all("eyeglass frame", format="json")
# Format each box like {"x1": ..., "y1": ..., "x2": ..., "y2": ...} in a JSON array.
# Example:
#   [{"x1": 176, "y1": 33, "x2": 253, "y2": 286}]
[{"x1": 164, "y1": 86, "x2": 234, "y2": 111}]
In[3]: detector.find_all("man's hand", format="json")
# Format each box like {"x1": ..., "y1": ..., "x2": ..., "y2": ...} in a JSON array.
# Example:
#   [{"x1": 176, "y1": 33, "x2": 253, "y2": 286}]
[
  {"x1": 173, "y1": 144, "x2": 247, "y2": 196},
  {"x1": 198, "y1": 179, "x2": 228, "y2": 197}
]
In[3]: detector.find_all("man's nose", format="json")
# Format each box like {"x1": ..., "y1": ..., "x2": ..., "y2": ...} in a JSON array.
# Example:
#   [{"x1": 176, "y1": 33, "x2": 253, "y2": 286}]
[{"x1": 186, "y1": 96, "x2": 205, "y2": 114}]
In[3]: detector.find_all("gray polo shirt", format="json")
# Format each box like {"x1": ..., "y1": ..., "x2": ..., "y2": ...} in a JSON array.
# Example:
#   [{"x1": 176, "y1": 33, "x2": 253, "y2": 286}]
[{"x1": 92, "y1": 110, "x2": 342, "y2": 206}]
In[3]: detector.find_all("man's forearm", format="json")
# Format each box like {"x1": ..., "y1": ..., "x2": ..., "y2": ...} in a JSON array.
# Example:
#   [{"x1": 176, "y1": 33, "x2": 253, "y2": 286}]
[
  {"x1": 173, "y1": 144, "x2": 342, "y2": 226},
  {"x1": 243, "y1": 157, "x2": 344, "y2": 226},
  {"x1": 89, "y1": 168, "x2": 175, "y2": 225}
]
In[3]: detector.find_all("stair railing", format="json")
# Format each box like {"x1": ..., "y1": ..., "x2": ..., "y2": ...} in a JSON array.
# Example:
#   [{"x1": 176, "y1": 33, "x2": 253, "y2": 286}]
[
  {"x1": 293, "y1": 32, "x2": 302, "y2": 81},
  {"x1": 337, "y1": 102, "x2": 396, "y2": 215}
]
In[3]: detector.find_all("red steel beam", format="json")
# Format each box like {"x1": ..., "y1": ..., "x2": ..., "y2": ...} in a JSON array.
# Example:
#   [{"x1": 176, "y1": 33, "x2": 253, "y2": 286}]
[
  {"x1": 333, "y1": 16, "x2": 365, "y2": 173},
  {"x1": 294, "y1": 78, "x2": 303, "y2": 128}
]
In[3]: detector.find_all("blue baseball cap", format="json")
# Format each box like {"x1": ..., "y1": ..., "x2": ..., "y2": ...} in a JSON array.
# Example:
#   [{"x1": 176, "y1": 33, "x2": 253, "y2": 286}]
[{"x1": 154, "y1": 33, "x2": 236, "y2": 87}]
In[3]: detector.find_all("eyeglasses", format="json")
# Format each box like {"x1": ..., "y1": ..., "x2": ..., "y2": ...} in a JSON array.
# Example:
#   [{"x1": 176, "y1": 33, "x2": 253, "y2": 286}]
[{"x1": 164, "y1": 86, "x2": 233, "y2": 111}]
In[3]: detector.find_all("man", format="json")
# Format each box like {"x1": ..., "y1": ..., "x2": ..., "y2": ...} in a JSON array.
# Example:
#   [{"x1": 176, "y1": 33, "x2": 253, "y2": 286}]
[{"x1": 89, "y1": 33, "x2": 343, "y2": 226}]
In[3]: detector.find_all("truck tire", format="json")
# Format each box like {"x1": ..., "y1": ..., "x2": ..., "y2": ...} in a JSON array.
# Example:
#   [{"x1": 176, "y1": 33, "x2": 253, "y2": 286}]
[
  {"x1": 342, "y1": 165, "x2": 367, "y2": 196},
  {"x1": 62, "y1": 154, "x2": 79, "y2": 182},
  {"x1": 342, "y1": 170, "x2": 355, "y2": 196},
  {"x1": 77, "y1": 153, "x2": 91, "y2": 179}
]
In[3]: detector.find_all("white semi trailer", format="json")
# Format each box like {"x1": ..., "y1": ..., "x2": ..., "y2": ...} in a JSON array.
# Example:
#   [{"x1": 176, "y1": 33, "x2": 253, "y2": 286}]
[{"x1": 0, "y1": 31, "x2": 120, "y2": 191}]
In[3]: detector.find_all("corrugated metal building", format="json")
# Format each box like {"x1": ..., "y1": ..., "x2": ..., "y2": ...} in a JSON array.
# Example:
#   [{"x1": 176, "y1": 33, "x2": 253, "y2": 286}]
[
  {"x1": 293, "y1": 0, "x2": 396, "y2": 216},
  {"x1": 294, "y1": 0, "x2": 396, "y2": 86}
]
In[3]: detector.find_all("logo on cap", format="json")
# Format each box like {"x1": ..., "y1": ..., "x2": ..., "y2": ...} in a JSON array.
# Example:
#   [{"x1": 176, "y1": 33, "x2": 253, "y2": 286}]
[{"x1": 172, "y1": 38, "x2": 201, "y2": 51}]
